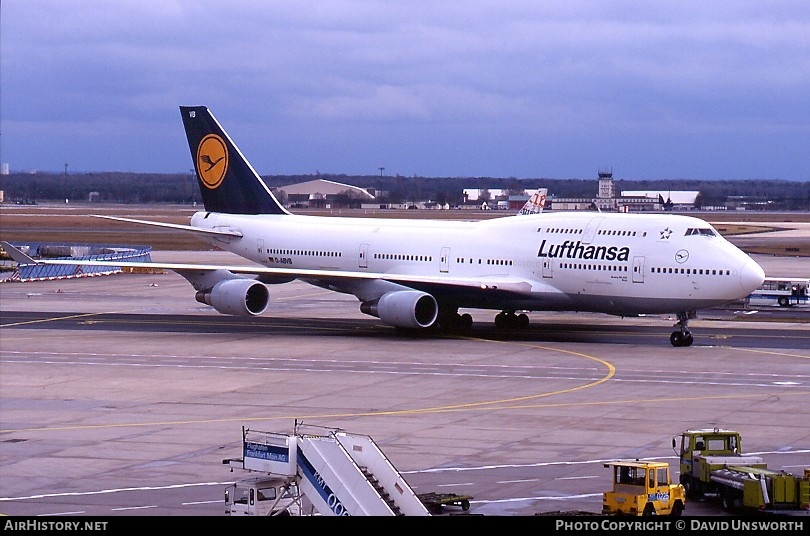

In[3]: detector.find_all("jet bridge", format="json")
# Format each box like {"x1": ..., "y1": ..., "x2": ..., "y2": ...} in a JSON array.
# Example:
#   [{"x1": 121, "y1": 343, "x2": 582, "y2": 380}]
[{"x1": 225, "y1": 425, "x2": 431, "y2": 516}]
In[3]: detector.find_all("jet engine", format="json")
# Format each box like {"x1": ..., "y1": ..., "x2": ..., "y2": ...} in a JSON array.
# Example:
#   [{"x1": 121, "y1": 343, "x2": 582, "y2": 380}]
[
  {"x1": 195, "y1": 278, "x2": 270, "y2": 316},
  {"x1": 360, "y1": 290, "x2": 438, "y2": 329}
]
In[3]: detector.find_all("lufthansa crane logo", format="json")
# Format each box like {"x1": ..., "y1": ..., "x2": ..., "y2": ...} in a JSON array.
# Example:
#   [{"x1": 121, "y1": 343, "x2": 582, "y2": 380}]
[{"x1": 196, "y1": 134, "x2": 228, "y2": 189}]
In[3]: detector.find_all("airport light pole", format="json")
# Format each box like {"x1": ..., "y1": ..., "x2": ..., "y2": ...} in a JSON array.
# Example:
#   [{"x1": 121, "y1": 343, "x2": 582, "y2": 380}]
[{"x1": 64, "y1": 163, "x2": 68, "y2": 203}]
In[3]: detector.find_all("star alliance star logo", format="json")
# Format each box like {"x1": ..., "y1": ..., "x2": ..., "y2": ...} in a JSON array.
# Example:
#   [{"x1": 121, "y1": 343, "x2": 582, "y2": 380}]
[{"x1": 660, "y1": 227, "x2": 672, "y2": 240}]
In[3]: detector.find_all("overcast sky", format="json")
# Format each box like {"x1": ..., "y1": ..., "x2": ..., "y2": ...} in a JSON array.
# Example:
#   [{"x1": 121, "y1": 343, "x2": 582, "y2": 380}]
[{"x1": 1, "y1": 1, "x2": 808, "y2": 181}]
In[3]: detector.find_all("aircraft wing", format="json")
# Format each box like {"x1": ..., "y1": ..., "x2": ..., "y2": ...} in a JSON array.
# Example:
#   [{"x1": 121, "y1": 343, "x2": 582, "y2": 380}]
[{"x1": 0, "y1": 241, "x2": 547, "y2": 298}]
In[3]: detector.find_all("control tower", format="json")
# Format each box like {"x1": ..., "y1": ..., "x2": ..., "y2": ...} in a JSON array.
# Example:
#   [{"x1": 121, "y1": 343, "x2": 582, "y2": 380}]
[{"x1": 595, "y1": 168, "x2": 618, "y2": 211}]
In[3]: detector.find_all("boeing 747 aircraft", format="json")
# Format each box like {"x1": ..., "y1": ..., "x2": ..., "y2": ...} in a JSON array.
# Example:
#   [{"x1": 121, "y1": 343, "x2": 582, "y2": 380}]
[{"x1": 2, "y1": 106, "x2": 766, "y2": 346}]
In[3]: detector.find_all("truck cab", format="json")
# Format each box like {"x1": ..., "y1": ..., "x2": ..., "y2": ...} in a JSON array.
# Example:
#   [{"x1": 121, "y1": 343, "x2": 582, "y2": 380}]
[
  {"x1": 673, "y1": 428, "x2": 765, "y2": 500},
  {"x1": 602, "y1": 461, "x2": 685, "y2": 516},
  {"x1": 674, "y1": 428, "x2": 809, "y2": 512},
  {"x1": 224, "y1": 476, "x2": 302, "y2": 516}
]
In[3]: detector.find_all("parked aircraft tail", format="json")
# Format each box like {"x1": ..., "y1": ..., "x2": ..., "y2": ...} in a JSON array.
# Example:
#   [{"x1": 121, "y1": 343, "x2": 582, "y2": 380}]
[
  {"x1": 180, "y1": 106, "x2": 289, "y2": 215},
  {"x1": 658, "y1": 193, "x2": 674, "y2": 211},
  {"x1": 517, "y1": 189, "x2": 547, "y2": 215}
]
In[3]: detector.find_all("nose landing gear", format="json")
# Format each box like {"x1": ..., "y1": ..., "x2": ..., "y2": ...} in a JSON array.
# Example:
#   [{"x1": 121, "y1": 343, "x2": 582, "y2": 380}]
[{"x1": 670, "y1": 311, "x2": 695, "y2": 347}]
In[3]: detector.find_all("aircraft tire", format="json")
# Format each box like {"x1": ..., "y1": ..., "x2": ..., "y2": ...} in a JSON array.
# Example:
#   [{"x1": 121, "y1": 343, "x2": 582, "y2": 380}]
[
  {"x1": 683, "y1": 332, "x2": 694, "y2": 346},
  {"x1": 459, "y1": 313, "x2": 473, "y2": 330},
  {"x1": 671, "y1": 331, "x2": 694, "y2": 347},
  {"x1": 517, "y1": 313, "x2": 529, "y2": 328}
]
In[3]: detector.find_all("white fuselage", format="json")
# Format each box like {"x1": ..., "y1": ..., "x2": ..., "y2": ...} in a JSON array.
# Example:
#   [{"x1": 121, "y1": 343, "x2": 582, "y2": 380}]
[{"x1": 190, "y1": 210, "x2": 765, "y2": 315}]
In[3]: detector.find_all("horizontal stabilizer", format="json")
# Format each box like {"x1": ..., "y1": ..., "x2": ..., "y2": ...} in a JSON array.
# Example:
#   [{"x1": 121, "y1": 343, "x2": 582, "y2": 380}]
[{"x1": 94, "y1": 215, "x2": 243, "y2": 238}]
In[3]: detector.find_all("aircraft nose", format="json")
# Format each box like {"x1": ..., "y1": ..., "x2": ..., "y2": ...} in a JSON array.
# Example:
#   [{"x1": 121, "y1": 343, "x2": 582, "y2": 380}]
[{"x1": 739, "y1": 257, "x2": 765, "y2": 295}]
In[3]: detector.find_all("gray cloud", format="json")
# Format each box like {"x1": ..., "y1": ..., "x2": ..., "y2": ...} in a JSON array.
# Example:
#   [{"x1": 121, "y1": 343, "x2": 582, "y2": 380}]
[{"x1": 1, "y1": 0, "x2": 808, "y2": 180}]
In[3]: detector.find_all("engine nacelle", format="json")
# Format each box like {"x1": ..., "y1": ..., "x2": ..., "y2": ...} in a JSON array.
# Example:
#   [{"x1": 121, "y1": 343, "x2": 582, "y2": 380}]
[
  {"x1": 360, "y1": 290, "x2": 438, "y2": 329},
  {"x1": 196, "y1": 278, "x2": 269, "y2": 316}
]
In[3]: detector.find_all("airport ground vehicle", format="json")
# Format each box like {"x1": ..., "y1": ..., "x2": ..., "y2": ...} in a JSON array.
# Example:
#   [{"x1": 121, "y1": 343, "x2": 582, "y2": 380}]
[
  {"x1": 602, "y1": 460, "x2": 685, "y2": 516},
  {"x1": 417, "y1": 492, "x2": 473, "y2": 514},
  {"x1": 673, "y1": 428, "x2": 810, "y2": 513},
  {"x1": 224, "y1": 475, "x2": 305, "y2": 516},
  {"x1": 222, "y1": 425, "x2": 453, "y2": 516},
  {"x1": 748, "y1": 277, "x2": 810, "y2": 307}
]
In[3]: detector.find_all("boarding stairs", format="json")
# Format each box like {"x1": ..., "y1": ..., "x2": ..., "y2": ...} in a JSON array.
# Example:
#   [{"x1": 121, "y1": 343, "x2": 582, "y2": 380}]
[{"x1": 226, "y1": 425, "x2": 430, "y2": 516}]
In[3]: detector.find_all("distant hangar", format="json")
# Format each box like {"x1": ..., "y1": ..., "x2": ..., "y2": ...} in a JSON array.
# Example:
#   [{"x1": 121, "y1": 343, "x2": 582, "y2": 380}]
[{"x1": 276, "y1": 179, "x2": 375, "y2": 208}]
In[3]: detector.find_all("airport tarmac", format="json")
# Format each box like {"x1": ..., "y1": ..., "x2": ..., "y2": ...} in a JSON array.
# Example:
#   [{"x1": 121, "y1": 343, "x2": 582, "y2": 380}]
[{"x1": 0, "y1": 249, "x2": 809, "y2": 517}]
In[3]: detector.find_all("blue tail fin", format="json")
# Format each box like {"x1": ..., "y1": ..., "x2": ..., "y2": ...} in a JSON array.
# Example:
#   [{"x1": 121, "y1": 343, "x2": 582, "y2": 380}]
[{"x1": 180, "y1": 106, "x2": 289, "y2": 215}]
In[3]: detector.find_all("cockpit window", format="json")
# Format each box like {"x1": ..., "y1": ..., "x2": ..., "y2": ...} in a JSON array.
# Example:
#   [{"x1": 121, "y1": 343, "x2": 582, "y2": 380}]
[{"x1": 685, "y1": 227, "x2": 716, "y2": 237}]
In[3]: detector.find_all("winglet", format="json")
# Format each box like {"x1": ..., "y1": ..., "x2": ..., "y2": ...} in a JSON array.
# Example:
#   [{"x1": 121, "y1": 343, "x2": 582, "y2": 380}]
[{"x1": 0, "y1": 242, "x2": 39, "y2": 265}]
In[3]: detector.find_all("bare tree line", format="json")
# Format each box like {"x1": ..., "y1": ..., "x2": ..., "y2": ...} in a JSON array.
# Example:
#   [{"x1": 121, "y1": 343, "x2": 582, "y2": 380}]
[{"x1": 1, "y1": 172, "x2": 808, "y2": 210}]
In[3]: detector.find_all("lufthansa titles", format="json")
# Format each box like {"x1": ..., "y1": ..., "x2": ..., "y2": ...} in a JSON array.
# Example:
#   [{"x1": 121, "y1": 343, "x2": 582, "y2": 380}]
[{"x1": 537, "y1": 240, "x2": 630, "y2": 262}]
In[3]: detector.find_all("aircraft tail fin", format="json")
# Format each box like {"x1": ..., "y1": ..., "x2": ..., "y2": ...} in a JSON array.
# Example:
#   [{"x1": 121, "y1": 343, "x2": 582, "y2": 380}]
[
  {"x1": 658, "y1": 192, "x2": 673, "y2": 211},
  {"x1": 517, "y1": 189, "x2": 547, "y2": 215},
  {"x1": 179, "y1": 106, "x2": 290, "y2": 215}
]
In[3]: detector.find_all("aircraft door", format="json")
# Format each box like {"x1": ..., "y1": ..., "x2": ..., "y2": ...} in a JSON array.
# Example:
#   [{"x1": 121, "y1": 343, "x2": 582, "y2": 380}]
[
  {"x1": 440, "y1": 247, "x2": 450, "y2": 273},
  {"x1": 359, "y1": 243, "x2": 369, "y2": 268},
  {"x1": 542, "y1": 257, "x2": 553, "y2": 278},
  {"x1": 257, "y1": 239, "x2": 264, "y2": 256},
  {"x1": 633, "y1": 256, "x2": 645, "y2": 283}
]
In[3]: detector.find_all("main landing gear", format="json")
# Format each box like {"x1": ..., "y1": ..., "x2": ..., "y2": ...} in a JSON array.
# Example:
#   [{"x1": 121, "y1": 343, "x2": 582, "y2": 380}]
[
  {"x1": 437, "y1": 309, "x2": 473, "y2": 333},
  {"x1": 494, "y1": 310, "x2": 530, "y2": 329},
  {"x1": 670, "y1": 311, "x2": 695, "y2": 347}
]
